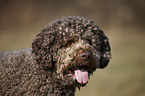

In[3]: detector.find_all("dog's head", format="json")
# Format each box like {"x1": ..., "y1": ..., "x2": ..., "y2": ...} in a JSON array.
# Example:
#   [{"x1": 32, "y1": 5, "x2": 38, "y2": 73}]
[{"x1": 32, "y1": 16, "x2": 111, "y2": 87}]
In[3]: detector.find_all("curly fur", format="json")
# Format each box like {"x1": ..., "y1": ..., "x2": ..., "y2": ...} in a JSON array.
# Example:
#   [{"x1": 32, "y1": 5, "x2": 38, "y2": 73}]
[{"x1": 0, "y1": 16, "x2": 111, "y2": 96}]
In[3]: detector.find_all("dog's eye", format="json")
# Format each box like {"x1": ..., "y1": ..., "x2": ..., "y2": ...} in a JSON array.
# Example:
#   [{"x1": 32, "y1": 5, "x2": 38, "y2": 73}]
[{"x1": 65, "y1": 39, "x2": 76, "y2": 47}]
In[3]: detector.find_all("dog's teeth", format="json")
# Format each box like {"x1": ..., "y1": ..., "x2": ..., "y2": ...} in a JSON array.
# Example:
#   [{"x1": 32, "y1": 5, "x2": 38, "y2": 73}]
[{"x1": 67, "y1": 74, "x2": 73, "y2": 76}]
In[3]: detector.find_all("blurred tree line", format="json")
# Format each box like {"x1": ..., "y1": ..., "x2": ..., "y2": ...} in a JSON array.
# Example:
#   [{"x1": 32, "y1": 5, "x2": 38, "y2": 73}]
[{"x1": 0, "y1": 0, "x2": 145, "y2": 33}]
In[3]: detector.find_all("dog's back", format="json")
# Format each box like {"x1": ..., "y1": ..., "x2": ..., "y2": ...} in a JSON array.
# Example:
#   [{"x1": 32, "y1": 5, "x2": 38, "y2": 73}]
[{"x1": 0, "y1": 48, "x2": 39, "y2": 95}]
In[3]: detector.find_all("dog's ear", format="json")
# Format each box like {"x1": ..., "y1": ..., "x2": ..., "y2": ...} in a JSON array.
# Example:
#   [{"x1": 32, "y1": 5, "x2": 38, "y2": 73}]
[
  {"x1": 98, "y1": 30, "x2": 111, "y2": 68},
  {"x1": 32, "y1": 30, "x2": 56, "y2": 72}
]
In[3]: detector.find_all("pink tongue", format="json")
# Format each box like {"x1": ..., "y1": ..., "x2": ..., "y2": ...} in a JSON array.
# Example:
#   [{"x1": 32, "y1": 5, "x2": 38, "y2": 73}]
[{"x1": 74, "y1": 70, "x2": 88, "y2": 84}]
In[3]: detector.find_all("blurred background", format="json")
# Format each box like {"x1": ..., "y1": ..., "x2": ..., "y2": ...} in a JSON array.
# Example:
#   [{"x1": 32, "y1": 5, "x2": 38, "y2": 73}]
[{"x1": 0, "y1": 0, "x2": 145, "y2": 96}]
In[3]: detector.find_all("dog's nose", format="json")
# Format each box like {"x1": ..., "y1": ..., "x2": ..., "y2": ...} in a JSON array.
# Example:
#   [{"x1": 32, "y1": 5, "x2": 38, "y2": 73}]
[{"x1": 80, "y1": 52, "x2": 91, "y2": 60}]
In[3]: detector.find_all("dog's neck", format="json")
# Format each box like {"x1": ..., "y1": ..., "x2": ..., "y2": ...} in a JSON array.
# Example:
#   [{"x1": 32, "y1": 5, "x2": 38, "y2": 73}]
[
  {"x1": 38, "y1": 69, "x2": 76, "y2": 96},
  {"x1": 47, "y1": 81, "x2": 76, "y2": 96}
]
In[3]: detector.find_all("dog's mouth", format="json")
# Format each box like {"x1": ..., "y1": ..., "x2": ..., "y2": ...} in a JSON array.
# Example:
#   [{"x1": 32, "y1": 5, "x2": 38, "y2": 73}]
[
  {"x1": 67, "y1": 67, "x2": 89, "y2": 84},
  {"x1": 63, "y1": 63, "x2": 96, "y2": 86},
  {"x1": 74, "y1": 69, "x2": 88, "y2": 84}
]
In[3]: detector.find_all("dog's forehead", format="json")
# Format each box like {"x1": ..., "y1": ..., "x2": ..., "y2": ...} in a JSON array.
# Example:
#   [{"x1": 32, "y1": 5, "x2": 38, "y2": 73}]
[
  {"x1": 61, "y1": 28, "x2": 98, "y2": 39},
  {"x1": 51, "y1": 17, "x2": 98, "y2": 36}
]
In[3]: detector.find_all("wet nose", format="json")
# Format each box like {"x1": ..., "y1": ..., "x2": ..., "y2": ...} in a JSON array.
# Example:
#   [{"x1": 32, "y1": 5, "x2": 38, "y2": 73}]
[{"x1": 80, "y1": 52, "x2": 91, "y2": 60}]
